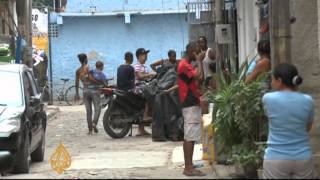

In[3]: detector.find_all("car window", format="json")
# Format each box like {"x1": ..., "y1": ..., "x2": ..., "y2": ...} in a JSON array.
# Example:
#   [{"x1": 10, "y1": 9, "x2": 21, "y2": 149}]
[
  {"x1": 23, "y1": 72, "x2": 33, "y2": 104},
  {"x1": 27, "y1": 71, "x2": 40, "y2": 96},
  {"x1": 0, "y1": 71, "x2": 23, "y2": 107}
]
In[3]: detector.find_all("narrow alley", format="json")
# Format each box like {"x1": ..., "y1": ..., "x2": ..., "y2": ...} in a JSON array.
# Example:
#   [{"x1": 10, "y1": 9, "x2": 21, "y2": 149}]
[
  {"x1": 2, "y1": 105, "x2": 217, "y2": 179},
  {"x1": 1, "y1": 0, "x2": 319, "y2": 179}
]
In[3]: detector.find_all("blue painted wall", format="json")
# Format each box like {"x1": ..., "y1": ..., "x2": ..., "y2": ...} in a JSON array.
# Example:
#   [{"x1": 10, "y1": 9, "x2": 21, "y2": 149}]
[
  {"x1": 65, "y1": 0, "x2": 190, "y2": 13},
  {"x1": 51, "y1": 13, "x2": 188, "y2": 86}
]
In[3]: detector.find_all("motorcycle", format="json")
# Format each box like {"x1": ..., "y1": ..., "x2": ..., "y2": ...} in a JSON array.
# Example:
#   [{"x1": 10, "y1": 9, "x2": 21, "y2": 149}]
[{"x1": 100, "y1": 87, "x2": 151, "y2": 139}]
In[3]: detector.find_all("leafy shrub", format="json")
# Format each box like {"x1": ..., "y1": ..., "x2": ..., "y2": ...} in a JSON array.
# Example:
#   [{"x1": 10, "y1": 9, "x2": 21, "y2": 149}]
[{"x1": 208, "y1": 57, "x2": 268, "y2": 168}]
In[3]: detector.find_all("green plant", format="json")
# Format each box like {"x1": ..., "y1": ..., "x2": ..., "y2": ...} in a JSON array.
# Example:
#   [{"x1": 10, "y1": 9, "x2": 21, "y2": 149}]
[
  {"x1": 215, "y1": 56, "x2": 249, "y2": 89},
  {"x1": 210, "y1": 80, "x2": 243, "y2": 152},
  {"x1": 209, "y1": 57, "x2": 268, "y2": 154},
  {"x1": 231, "y1": 142, "x2": 266, "y2": 166},
  {"x1": 231, "y1": 143, "x2": 258, "y2": 167},
  {"x1": 233, "y1": 75, "x2": 267, "y2": 142}
]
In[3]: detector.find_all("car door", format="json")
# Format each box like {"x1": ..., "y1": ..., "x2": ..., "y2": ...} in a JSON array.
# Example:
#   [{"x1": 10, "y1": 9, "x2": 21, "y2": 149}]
[{"x1": 25, "y1": 71, "x2": 43, "y2": 149}]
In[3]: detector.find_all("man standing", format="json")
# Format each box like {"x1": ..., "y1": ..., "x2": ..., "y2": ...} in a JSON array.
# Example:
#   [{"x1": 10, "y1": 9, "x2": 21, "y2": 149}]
[
  {"x1": 133, "y1": 48, "x2": 156, "y2": 136},
  {"x1": 198, "y1": 36, "x2": 216, "y2": 89},
  {"x1": 178, "y1": 42, "x2": 206, "y2": 176}
]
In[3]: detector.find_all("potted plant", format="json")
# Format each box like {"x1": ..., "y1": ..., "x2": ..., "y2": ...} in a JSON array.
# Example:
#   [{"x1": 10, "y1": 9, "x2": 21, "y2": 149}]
[
  {"x1": 230, "y1": 142, "x2": 267, "y2": 179},
  {"x1": 231, "y1": 143, "x2": 259, "y2": 179},
  {"x1": 209, "y1": 57, "x2": 269, "y2": 177},
  {"x1": 208, "y1": 59, "x2": 250, "y2": 161}
]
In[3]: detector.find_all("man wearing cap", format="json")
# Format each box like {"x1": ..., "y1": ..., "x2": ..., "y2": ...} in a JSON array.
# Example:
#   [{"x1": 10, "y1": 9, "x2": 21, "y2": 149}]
[
  {"x1": 134, "y1": 48, "x2": 154, "y2": 84},
  {"x1": 133, "y1": 48, "x2": 156, "y2": 136}
]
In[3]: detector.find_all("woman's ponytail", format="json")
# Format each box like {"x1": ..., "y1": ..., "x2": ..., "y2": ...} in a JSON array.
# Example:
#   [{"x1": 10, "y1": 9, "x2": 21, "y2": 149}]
[{"x1": 292, "y1": 75, "x2": 303, "y2": 86}]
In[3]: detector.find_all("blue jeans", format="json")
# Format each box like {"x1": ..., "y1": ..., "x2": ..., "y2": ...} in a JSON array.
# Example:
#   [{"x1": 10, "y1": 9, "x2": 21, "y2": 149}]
[{"x1": 83, "y1": 90, "x2": 101, "y2": 131}]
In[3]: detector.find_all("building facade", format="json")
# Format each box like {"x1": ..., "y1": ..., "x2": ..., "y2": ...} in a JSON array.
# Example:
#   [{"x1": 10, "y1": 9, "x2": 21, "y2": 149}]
[
  {"x1": 237, "y1": 0, "x2": 320, "y2": 173},
  {"x1": 236, "y1": 0, "x2": 260, "y2": 65},
  {"x1": 50, "y1": 0, "x2": 193, "y2": 85},
  {"x1": 214, "y1": 0, "x2": 320, "y2": 172},
  {"x1": 289, "y1": 0, "x2": 320, "y2": 172}
]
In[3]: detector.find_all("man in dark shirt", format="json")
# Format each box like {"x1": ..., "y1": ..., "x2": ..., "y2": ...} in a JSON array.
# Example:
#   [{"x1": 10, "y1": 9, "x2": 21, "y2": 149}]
[
  {"x1": 117, "y1": 52, "x2": 135, "y2": 91},
  {"x1": 178, "y1": 42, "x2": 206, "y2": 177}
]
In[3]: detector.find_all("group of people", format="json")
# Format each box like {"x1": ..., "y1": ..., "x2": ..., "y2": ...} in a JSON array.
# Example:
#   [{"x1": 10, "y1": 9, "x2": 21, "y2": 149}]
[
  {"x1": 72, "y1": 36, "x2": 216, "y2": 176},
  {"x1": 74, "y1": 36, "x2": 216, "y2": 137},
  {"x1": 73, "y1": 35, "x2": 317, "y2": 178}
]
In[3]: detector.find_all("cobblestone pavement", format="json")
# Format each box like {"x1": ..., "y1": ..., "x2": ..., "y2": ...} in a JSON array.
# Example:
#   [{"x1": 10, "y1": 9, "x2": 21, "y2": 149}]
[{"x1": 2, "y1": 105, "x2": 218, "y2": 179}]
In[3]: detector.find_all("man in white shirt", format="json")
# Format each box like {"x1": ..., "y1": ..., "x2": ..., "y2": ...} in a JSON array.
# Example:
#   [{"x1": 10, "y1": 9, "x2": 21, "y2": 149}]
[{"x1": 197, "y1": 36, "x2": 216, "y2": 88}]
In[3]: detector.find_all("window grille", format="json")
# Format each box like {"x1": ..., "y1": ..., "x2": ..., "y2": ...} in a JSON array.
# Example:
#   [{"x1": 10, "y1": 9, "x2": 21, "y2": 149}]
[{"x1": 187, "y1": 0, "x2": 215, "y2": 24}]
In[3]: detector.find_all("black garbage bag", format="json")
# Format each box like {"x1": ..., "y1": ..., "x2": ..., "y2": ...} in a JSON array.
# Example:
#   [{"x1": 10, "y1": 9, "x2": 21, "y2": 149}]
[
  {"x1": 144, "y1": 64, "x2": 184, "y2": 141},
  {"x1": 152, "y1": 90, "x2": 184, "y2": 141},
  {"x1": 143, "y1": 64, "x2": 177, "y2": 100}
]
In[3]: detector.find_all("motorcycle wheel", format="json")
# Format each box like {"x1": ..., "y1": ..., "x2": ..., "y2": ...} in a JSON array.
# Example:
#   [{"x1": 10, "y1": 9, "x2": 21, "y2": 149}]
[{"x1": 103, "y1": 102, "x2": 131, "y2": 139}]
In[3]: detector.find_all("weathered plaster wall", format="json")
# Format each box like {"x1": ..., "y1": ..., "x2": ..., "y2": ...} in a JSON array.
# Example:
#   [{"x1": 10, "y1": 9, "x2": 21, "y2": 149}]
[
  {"x1": 290, "y1": 0, "x2": 320, "y2": 172},
  {"x1": 51, "y1": 14, "x2": 188, "y2": 85}
]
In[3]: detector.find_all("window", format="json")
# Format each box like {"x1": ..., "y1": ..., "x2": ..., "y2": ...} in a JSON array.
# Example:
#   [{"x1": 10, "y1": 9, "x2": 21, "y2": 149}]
[
  {"x1": 0, "y1": 71, "x2": 23, "y2": 107},
  {"x1": 23, "y1": 72, "x2": 33, "y2": 102},
  {"x1": 27, "y1": 71, "x2": 40, "y2": 96}
]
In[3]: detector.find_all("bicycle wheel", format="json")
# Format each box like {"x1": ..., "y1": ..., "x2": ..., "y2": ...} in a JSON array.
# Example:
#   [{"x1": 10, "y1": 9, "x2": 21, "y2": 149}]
[{"x1": 65, "y1": 86, "x2": 84, "y2": 106}]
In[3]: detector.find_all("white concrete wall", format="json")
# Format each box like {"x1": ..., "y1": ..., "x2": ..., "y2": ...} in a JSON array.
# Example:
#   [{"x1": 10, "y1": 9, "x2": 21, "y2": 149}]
[{"x1": 236, "y1": 0, "x2": 259, "y2": 65}]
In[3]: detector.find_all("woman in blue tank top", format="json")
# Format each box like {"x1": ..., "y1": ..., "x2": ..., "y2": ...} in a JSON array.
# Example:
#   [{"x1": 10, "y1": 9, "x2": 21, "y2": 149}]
[{"x1": 262, "y1": 63, "x2": 317, "y2": 179}]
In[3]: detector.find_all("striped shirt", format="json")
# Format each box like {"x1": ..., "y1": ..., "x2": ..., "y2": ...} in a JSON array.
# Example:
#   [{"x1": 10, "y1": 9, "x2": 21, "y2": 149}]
[{"x1": 133, "y1": 63, "x2": 148, "y2": 84}]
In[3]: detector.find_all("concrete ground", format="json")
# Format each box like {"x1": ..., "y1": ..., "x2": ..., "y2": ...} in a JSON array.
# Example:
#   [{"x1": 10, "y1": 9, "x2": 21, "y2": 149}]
[{"x1": 2, "y1": 105, "x2": 225, "y2": 179}]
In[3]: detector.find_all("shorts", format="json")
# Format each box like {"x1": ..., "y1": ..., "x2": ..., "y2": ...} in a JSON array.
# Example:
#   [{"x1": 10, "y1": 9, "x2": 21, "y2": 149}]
[
  {"x1": 263, "y1": 159, "x2": 318, "y2": 179},
  {"x1": 182, "y1": 106, "x2": 202, "y2": 142}
]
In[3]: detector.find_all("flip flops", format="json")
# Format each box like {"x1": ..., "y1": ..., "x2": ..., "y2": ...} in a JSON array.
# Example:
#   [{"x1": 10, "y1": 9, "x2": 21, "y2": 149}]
[
  {"x1": 183, "y1": 169, "x2": 206, "y2": 177},
  {"x1": 136, "y1": 131, "x2": 151, "y2": 137}
]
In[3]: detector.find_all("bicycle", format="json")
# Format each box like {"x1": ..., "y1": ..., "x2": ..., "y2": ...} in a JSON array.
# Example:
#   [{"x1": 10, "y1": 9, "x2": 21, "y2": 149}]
[{"x1": 41, "y1": 78, "x2": 84, "y2": 106}]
